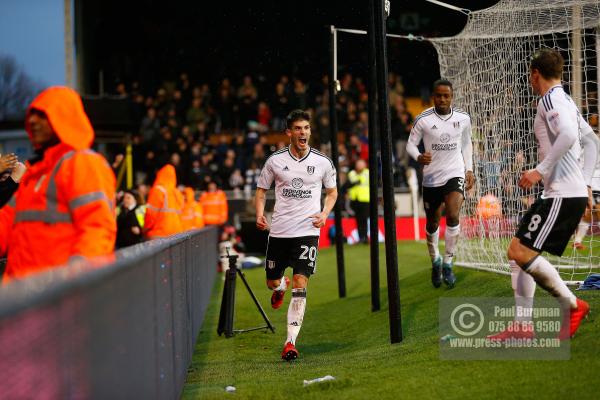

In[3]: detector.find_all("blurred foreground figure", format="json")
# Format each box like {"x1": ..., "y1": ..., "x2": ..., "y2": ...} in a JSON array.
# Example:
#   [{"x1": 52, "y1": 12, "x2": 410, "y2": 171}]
[{"x1": 0, "y1": 86, "x2": 116, "y2": 281}]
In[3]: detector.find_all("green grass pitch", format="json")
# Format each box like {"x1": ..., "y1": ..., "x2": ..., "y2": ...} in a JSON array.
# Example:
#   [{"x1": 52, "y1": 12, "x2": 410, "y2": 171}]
[{"x1": 182, "y1": 241, "x2": 600, "y2": 399}]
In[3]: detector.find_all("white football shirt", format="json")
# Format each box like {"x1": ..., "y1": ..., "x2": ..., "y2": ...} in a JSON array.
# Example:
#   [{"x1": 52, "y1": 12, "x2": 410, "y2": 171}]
[
  {"x1": 257, "y1": 146, "x2": 336, "y2": 238},
  {"x1": 577, "y1": 116, "x2": 599, "y2": 189},
  {"x1": 534, "y1": 85, "x2": 588, "y2": 198},
  {"x1": 407, "y1": 107, "x2": 473, "y2": 187},
  {"x1": 591, "y1": 162, "x2": 600, "y2": 191}
]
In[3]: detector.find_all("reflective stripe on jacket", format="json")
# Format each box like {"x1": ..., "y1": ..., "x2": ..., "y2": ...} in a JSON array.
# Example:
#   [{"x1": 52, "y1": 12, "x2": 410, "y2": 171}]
[
  {"x1": 3, "y1": 145, "x2": 116, "y2": 279},
  {"x1": 181, "y1": 187, "x2": 204, "y2": 230},
  {"x1": 2, "y1": 86, "x2": 116, "y2": 280},
  {"x1": 144, "y1": 165, "x2": 183, "y2": 238},
  {"x1": 199, "y1": 190, "x2": 228, "y2": 225},
  {"x1": 348, "y1": 169, "x2": 370, "y2": 202}
]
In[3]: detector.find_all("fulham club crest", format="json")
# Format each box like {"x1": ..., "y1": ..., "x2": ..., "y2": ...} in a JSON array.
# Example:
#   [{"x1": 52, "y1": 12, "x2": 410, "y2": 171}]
[
  {"x1": 453, "y1": 121, "x2": 460, "y2": 129},
  {"x1": 307, "y1": 166, "x2": 315, "y2": 175}
]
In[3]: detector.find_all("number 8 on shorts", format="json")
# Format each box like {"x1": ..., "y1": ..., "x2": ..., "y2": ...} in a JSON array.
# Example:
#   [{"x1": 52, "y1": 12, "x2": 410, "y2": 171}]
[{"x1": 515, "y1": 196, "x2": 587, "y2": 256}]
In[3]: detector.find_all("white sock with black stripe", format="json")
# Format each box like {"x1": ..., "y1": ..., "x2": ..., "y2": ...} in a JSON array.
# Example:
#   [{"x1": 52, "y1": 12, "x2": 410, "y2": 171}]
[
  {"x1": 524, "y1": 255, "x2": 577, "y2": 309},
  {"x1": 286, "y1": 288, "x2": 306, "y2": 345}
]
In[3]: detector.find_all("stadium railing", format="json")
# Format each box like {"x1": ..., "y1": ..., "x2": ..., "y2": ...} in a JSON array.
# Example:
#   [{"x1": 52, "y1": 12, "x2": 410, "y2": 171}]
[{"x1": 0, "y1": 227, "x2": 218, "y2": 399}]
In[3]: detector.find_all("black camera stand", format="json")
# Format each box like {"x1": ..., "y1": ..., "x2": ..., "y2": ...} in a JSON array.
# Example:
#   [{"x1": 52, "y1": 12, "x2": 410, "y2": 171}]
[{"x1": 217, "y1": 248, "x2": 275, "y2": 338}]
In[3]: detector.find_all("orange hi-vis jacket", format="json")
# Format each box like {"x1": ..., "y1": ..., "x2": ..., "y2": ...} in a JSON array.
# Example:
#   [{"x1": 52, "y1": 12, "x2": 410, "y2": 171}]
[
  {"x1": 181, "y1": 187, "x2": 204, "y2": 231},
  {"x1": 0, "y1": 86, "x2": 117, "y2": 280},
  {"x1": 144, "y1": 164, "x2": 184, "y2": 238},
  {"x1": 199, "y1": 189, "x2": 228, "y2": 225}
]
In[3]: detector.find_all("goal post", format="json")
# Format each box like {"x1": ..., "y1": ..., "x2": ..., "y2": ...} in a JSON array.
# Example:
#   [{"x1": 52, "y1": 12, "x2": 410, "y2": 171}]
[
  {"x1": 330, "y1": 0, "x2": 600, "y2": 285},
  {"x1": 429, "y1": 0, "x2": 600, "y2": 285}
]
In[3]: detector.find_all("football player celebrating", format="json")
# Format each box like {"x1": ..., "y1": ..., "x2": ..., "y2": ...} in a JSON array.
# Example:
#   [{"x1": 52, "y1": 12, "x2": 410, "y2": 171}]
[
  {"x1": 493, "y1": 48, "x2": 598, "y2": 340},
  {"x1": 407, "y1": 79, "x2": 475, "y2": 288},
  {"x1": 255, "y1": 110, "x2": 337, "y2": 360}
]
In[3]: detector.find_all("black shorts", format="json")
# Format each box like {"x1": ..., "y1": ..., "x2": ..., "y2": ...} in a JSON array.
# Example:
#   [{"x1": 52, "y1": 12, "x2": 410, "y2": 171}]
[
  {"x1": 515, "y1": 196, "x2": 587, "y2": 256},
  {"x1": 422, "y1": 177, "x2": 465, "y2": 212},
  {"x1": 265, "y1": 235, "x2": 320, "y2": 280},
  {"x1": 593, "y1": 190, "x2": 600, "y2": 206}
]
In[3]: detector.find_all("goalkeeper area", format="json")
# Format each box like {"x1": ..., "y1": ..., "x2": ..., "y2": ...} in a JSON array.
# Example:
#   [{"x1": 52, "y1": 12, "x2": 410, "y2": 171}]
[
  {"x1": 331, "y1": 0, "x2": 600, "y2": 286},
  {"x1": 183, "y1": 242, "x2": 600, "y2": 399},
  {"x1": 429, "y1": 0, "x2": 600, "y2": 284}
]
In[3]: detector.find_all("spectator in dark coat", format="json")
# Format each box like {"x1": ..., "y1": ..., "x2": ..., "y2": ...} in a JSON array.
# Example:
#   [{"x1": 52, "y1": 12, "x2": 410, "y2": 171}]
[{"x1": 116, "y1": 190, "x2": 145, "y2": 249}]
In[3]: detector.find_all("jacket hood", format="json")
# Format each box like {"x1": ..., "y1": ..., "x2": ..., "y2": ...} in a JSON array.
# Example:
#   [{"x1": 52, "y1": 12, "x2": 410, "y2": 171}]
[
  {"x1": 184, "y1": 187, "x2": 196, "y2": 203},
  {"x1": 26, "y1": 86, "x2": 94, "y2": 150},
  {"x1": 154, "y1": 164, "x2": 177, "y2": 188}
]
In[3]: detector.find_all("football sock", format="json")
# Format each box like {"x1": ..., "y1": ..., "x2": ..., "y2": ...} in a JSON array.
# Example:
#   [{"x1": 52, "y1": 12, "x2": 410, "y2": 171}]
[
  {"x1": 443, "y1": 224, "x2": 460, "y2": 265},
  {"x1": 510, "y1": 259, "x2": 535, "y2": 323},
  {"x1": 426, "y1": 227, "x2": 440, "y2": 262},
  {"x1": 274, "y1": 276, "x2": 288, "y2": 291},
  {"x1": 573, "y1": 221, "x2": 590, "y2": 244},
  {"x1": 524, "y1": 255, "x2": 577, "y2": 309},
  {"x1": 286, "y1": 288, "x2": 307, "y2": 345}
]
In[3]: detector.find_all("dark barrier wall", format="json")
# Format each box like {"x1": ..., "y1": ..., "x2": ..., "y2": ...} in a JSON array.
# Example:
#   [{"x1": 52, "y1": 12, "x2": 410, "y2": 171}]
[{"x1": 0, "y1": 227, "x2": 218, "y2": 400}]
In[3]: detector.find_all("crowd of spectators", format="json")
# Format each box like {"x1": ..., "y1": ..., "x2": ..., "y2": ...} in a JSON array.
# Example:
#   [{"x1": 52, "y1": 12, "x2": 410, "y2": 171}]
[{"x1": 109, "y1": 71, "x2": 417, "y2": 194}]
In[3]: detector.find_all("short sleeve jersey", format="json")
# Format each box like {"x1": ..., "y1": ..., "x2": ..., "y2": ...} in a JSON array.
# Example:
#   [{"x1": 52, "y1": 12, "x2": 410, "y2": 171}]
[
  {"x1": 408, "y1": 107, "x2": 473, "y2": 187},
  {"x1": 257, "y1": 146, "x2": 336, "y2": 238},
  {"x1": 534, "y1": 85, "x2": 587, "y2": 198}
]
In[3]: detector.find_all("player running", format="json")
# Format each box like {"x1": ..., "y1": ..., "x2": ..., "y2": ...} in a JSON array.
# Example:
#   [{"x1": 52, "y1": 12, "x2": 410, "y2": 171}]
[
  {"x1": 495, "y1": 48, "x2": 598, "y2": 341},
  {"x1": 255, "y1": 109, "x2": 337, "y2": 360},
  {"x1": 407, "y1": 79, "x2": 475, "y2": 288}
]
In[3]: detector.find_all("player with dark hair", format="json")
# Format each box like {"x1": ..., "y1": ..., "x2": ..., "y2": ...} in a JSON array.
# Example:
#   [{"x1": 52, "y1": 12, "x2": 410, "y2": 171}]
[
  {"x1": 255, "y1": 109, "x2": 337, "y2": 360},
  {"x1": 407, "y1": 79, "x2": 475, "y2": 288},
  {"x1": 493, "y1": 48, "x2": 598, "y2": 340}
]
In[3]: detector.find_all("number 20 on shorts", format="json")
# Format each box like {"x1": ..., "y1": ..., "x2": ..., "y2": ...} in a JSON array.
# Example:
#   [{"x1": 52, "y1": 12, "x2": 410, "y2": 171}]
[{"x1": 299, "y1": 245, "x2": 317, "y2": 261}]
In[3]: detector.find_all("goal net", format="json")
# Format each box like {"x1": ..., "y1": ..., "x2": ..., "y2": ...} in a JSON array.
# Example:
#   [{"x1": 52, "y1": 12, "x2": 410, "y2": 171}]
[{"x1": 429, "y1": 0, "x2": 600, "y2": 285}]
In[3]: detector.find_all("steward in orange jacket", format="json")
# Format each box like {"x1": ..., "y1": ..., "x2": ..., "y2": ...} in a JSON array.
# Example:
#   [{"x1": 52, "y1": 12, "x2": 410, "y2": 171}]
[
  {"x1": 144, "y1": 164, "x2": 184, "y2": 238},
  {"x1": 181, "y1": 187, "x2": 205, "y2": 231},
  {"x1": 0, "y1": 86, "x2": 117, "y2": 281},
  {"x1": 199, "y1": 181, "x2": 228, "y2": 225}
]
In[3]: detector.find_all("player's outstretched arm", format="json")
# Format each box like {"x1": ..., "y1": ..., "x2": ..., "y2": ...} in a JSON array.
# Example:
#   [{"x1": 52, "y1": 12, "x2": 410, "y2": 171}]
[{"x1": 255, "y1": 187, "x2": 269, "y2": 231}]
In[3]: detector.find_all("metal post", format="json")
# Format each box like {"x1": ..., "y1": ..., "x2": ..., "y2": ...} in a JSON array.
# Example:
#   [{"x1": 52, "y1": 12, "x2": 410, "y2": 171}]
[
  {"x1": 372, "y1": 0, "x2": 403, "y2": 343},
  {"x1": 367, "y1": 4, "x2": 381, "y2": 312},
  {"x1": 328, "y1": 25, "x2": 347, "y2": 298}
]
